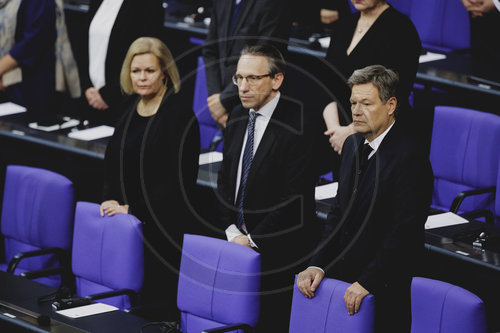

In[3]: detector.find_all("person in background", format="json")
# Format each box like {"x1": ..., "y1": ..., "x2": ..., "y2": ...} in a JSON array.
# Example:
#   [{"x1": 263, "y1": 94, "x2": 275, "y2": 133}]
[
  {"x1": 0, "y1": 0, "x2": 57, "y2": 127},
  {"x1": 461, "y1": 0, "x2": 500, "y2": 61},
  {"x1": 100, "y1": 37, "x2": 200, "y2": 321},
  {"x1": 202, "y1": 0, "x2": 291, "y2": 128},
  {"x1": 79, "y1": 0, "x2": 164, "y2": 126},
  {"x1": 322, "y1": 0, "x2": 420, "y2": 156},
  {"x1": 298, "y1": 65, "x2": 433, "y2": 333}
]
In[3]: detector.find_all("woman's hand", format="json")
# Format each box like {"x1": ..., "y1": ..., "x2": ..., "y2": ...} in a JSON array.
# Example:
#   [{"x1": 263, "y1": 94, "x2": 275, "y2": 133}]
[
  {"x1": 324, "y1": 124, "x2": 356, "y2": 155},
  {"x1": 85, "y1": 87, "x2": 109, "y2": 110},
  {"x1": 100, "y1": 200, "x2": 129, "y2": 216}
]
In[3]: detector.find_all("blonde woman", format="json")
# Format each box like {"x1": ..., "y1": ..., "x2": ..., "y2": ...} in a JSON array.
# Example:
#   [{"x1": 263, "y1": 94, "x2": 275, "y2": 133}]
[{"x1": 100, "y1": 37, "x2": 200, "y2": 319}]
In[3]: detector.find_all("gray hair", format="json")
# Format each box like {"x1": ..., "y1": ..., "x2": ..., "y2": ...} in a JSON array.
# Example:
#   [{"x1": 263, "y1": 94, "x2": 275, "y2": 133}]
[
  {"x1": 240, "y1": 44, "x2": 286, "y2": 76},
  {"x1": 348, "y1": 65, "x2": 399, "y2": 104}
]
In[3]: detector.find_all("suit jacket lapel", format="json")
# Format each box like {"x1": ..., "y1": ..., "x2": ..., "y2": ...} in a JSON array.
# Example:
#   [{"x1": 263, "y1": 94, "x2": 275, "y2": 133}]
[{"x1": 227, "y1": 111, "x2": 249, "y2": 202}]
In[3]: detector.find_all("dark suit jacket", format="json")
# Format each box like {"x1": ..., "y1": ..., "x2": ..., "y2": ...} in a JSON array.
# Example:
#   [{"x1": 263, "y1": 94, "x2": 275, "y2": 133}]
[
  {"x1": 217, "y1": 96, "x2": 317, "y2": 272},
  {"x1": 310, "y1": 121, "x2": 433, "y2": 331},
  {"x1": 80, "y1": 0, "x2": 163, "y2": 118},
  {"x1": 202, "y1": 0, "x2": 291, "y2": 111}
]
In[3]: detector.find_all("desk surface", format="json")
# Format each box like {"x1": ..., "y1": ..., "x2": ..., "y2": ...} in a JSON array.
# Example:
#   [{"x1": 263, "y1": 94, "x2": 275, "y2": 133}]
[{"x1": 0, "y1": 272, "x2": 149, "y2": 333}]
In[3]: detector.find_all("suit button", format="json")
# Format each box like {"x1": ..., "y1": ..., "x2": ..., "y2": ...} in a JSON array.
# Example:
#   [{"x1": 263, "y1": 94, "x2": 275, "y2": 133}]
[{"x1": 357, "y1": 170, "x2": 362, "y2": 175}]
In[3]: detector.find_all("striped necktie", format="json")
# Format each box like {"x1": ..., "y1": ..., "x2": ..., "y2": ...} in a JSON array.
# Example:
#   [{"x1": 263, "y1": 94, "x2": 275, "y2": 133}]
[{"x1": 236, "y1": 110, "x2": 259, "y2": 230}]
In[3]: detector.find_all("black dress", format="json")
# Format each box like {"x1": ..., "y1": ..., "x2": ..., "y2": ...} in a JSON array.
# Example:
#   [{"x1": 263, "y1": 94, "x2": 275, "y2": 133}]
[
  {"x1": 325, "y1": 5, "x2": 421, "y2": 125},
  {"x1": 103, "y1": 89, "x2": 200, "y2": 317}
]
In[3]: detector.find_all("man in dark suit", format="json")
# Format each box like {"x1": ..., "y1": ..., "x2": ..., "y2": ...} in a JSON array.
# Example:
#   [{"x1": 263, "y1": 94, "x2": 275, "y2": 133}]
[
  {"x1": 297, "y1": 65, "x2": 433, "y2": 332},
  {"x1": 202, "y1": 0, "x2": 290, "y2": 127},
  {"x1": 217, "y1": 45, "x2": 317, "y2": 331}
]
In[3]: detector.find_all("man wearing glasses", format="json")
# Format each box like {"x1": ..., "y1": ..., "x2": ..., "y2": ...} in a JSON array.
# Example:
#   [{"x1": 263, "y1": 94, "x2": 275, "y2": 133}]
[{"x1": 216, "y1": 44, "x2": 317, "y2": 331}]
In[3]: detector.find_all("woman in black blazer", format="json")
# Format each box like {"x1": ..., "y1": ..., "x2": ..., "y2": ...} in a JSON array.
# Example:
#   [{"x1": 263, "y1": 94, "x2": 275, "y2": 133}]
[
  {"x1": 80, "y1": 0, "x2": 164, "y2": 126},
  {"x1": 100, "y1": 37, "x2": 200, "y2": 319},
  {"x1": 322, "y1": 0, "x2": 421, "y2": 154}
]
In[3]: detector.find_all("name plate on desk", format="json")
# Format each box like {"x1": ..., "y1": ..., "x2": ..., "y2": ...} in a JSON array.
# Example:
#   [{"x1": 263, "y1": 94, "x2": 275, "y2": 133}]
[{"x1": 56, "y1": 303, "x2": 118, "y2": 318}]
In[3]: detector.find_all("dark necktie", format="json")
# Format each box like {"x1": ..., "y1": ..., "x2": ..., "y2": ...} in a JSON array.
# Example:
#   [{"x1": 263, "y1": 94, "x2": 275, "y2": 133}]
[
  {"x1": 360, "y1": 143, "x2": 373, "y2": 171},
  {"x1": 236, "y1": 110, "x2": 259, "y2": 230},
  {"x1": 229, "y1": 0, "x2": 244, "y2": 36}
]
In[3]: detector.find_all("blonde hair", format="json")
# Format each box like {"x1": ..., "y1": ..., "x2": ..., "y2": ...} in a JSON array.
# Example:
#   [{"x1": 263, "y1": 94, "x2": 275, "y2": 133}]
[{"x1": 120, "y1": 37, "x2": 181, "y2": 94}]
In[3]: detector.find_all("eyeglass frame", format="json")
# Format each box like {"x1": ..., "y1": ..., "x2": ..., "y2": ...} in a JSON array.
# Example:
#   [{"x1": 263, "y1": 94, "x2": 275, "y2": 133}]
[{"x1": 232, "y1": 72, "x2": 276, "y2": 86}]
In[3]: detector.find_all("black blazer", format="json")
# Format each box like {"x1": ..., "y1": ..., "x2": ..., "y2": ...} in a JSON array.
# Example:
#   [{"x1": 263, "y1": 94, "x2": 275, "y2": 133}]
[
  {"x1": 80, "y1": 0, "x2": 164, "y2": 110},
  {"x1": 202, "y1": 0, "x2": 291, "y2": 110},
  {"x1": 103, "y1": 90, "x2": 200, "y2": 244},
  {"x1": 325, "y1": 6, "x2": 421, "y2": 124},
  {"x1": 310, "y1": 121, "x2": 433, "y2": 329},
  {"x1": 217, "y1": 96, "x2": 318, "y2": 270}
]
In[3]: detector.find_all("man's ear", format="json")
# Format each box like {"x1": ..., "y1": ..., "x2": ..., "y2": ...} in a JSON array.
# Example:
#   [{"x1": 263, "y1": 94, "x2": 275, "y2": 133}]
[
  {"x1": 387, "y1": 96, "x2": 397, "y2": 116},
  {"x1": 272, "y1": 72, "x2": 284, "y2": 91}
]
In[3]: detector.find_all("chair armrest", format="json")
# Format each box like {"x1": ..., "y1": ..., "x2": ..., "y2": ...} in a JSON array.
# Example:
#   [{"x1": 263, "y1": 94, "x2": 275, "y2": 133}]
[
  {"x1": 202, "y1": 323, "x2": 253, "y2": 333},
  {"x1": 460, "y1": 209, "x2": 495, "y2": 224},
  {"x1": 450, "y1": 186, "x2": 495, "y2": 213},
  {"x1": 7, "y1": 247, "x2": 67, "y2": 274},
  {"x1": 86, "y1": 288, "x2": 139, "y2": 307},
  {"x1": 20, "y1": 267, "x2": 65, "y2": 280}
]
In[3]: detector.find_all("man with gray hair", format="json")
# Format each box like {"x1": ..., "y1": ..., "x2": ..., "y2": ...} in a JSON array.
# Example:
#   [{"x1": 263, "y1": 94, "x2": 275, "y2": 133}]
[{"x1": 297, "y1": 65, "x2": 433, "y2": 332}]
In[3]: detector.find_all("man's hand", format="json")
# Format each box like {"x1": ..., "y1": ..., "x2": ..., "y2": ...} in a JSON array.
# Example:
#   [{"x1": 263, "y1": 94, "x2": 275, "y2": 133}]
[
  {"x1": 296, "y1": 267, "x2": 325, "y2": 298},
  {"x1": 0, "y1": 77, "x2": 4, "y2": 91},
  {"x1": 85, "y1": 87, "x2": 109, "y2": 110},
  {"x1": 461, "y1": 0, "x2": 496, "y2": 17},
  {"x1": 231, "y1": 234, "x2": 251, "y2": 248},
  {"x1": 324, "y1": 124, "x2": 355, "y2": 155},
  {"x1": 344, "y1": 282, "x2": 369, "y2": 315},
  {"x1": 320, "y1": 9, "x2": 340, "y2": 24},
  {"x1": 207, "y1": 93, "x2": 228, "y2": 127}
]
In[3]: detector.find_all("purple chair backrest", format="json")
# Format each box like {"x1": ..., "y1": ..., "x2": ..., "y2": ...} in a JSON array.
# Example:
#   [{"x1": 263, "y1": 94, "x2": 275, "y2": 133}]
[
  {"x1": 177, "y1": 234, "x2": 260, "y2": 333},
  {"x1": 194, "y1": 56, "x2": 223, "y2": 152},
  {"x1": 0, "y1": 165, "x2": 74, "y2": 287},
  {"x1": 430, "y1": 106, "x2": 500, "y2": 216},
  {"x1": 72, "y1": 201, "x2": 143, "y2": 310},
  {"x1": 289, "y1": 276, "x2": 375, "y2": 333},
  {"x1": 411, "y1": 277, "x2": 487, "y2": 333},
  {"x1": 409, "y1": 0, "x2": 470, "y2": 52},
  {"x1": 388, "y1": 0, "x2": 412, "y2": 17}
]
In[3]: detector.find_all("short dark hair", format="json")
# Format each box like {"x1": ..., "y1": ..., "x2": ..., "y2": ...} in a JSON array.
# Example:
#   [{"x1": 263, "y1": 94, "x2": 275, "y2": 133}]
[
  {"x1": 348, "y1": 65, "x2": 399, "y2": 104},
  {"x1": 240, "y1": 44, "x2": 286, "y2": 76}
]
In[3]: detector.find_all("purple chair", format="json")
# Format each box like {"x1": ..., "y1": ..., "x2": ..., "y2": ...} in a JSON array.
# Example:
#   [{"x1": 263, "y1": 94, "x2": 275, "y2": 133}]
[
  {"x1": 177, "y1": 234, "x2": 260, "y2": 333},
  {"x1": 430, "y1": 106, "x2": 500, "y2": 223},
  {"x1": 289, "y1": 276, "x2": 375, "y2": 333},
  {"x1": 409, "y1": 0, "x2": 470, "y2": 52},
  {"x1": 0, "y1": 165, "x2": 74, "y2": 288},
  {"x1": 194, "y1": 56, "x2": 223, "y2": 152},
  {"x1": 388, "y1": 0, "x2": 412, "y2": 17},
  {"x1": 411, "y1": 277, "x2": 487, "y2": 333},
  {"x1": 71, "y1": 201, "x2": 143, "y2": 310}
]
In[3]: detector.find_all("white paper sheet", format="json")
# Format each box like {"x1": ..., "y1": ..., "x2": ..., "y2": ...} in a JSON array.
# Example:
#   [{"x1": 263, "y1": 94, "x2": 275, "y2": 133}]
[
  {"x1": 425, "y1": 212, "x2": 469, "y2": 229},
  {"x1": 0, "y1": 102, "x2": 26, "y2": 117},
  {"x1": 318, "y1": 36, "x2": 331, "y2": 49},
  {"x1": 56, "y1": 303, "x2": 118, "y2": 318},
  {"x1": 419, "y1": 52, "x2": 447, "y2": 64},
  {"x1": 199, "y1": 151, "x2": 223, "y2": 165},
  {"x1": 68, "y1": 125, "x2": 114, "y2": 141},
  {"x1": 315, "y1": 182, "x2": 338, "y2": 200}
]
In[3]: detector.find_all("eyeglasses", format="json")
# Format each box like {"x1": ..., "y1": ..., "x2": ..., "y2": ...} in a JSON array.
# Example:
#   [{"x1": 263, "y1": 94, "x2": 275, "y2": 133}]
[{"x1": 232, "y1": 73, "x2": 274, "y2": 86}]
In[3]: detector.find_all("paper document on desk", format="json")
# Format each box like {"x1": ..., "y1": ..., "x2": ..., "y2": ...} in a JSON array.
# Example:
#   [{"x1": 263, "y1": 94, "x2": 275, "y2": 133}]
[
  {"x1": 419, "y1": 52, "x2": 447, "y2": 63},
  {"x1": 315, "y1": 182, "x2": 338, "y2": 200},
  {"x1": 425, "y1": 212, "x2": 469, "y2": 229},
  {"x1": 0, "y1": 102, "x2": 26, "y2": 117},
  {"x1": 199, "y1": 151, "x2": 223, "y2": 165},
  {"x1": 56, "y1": 303, "x2": 118, "y2": 318},
  {"x1": 68, "y1": 125, "x2": 114, "y2": 141}
]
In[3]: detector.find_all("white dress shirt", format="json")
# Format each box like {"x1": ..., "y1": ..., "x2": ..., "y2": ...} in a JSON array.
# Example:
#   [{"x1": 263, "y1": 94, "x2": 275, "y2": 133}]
[
  {"x1": 88, "y1": 0, "x2": 124, "y2": 89},
  {"x1": 225, "y1": 92, "x2": 281, "y2": 247},
  {"x1": 493, "y1": 0, "x2": 500, "y2": 12}
]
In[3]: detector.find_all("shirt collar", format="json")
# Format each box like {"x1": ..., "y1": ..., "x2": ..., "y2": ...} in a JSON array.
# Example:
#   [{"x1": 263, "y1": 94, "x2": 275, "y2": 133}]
[
  {"x1": 364, "y1": 120, "x2": 395, "y2": 153},
  {"x1": 250, "y1": 92, "x2": 280, "y2": 120}
]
